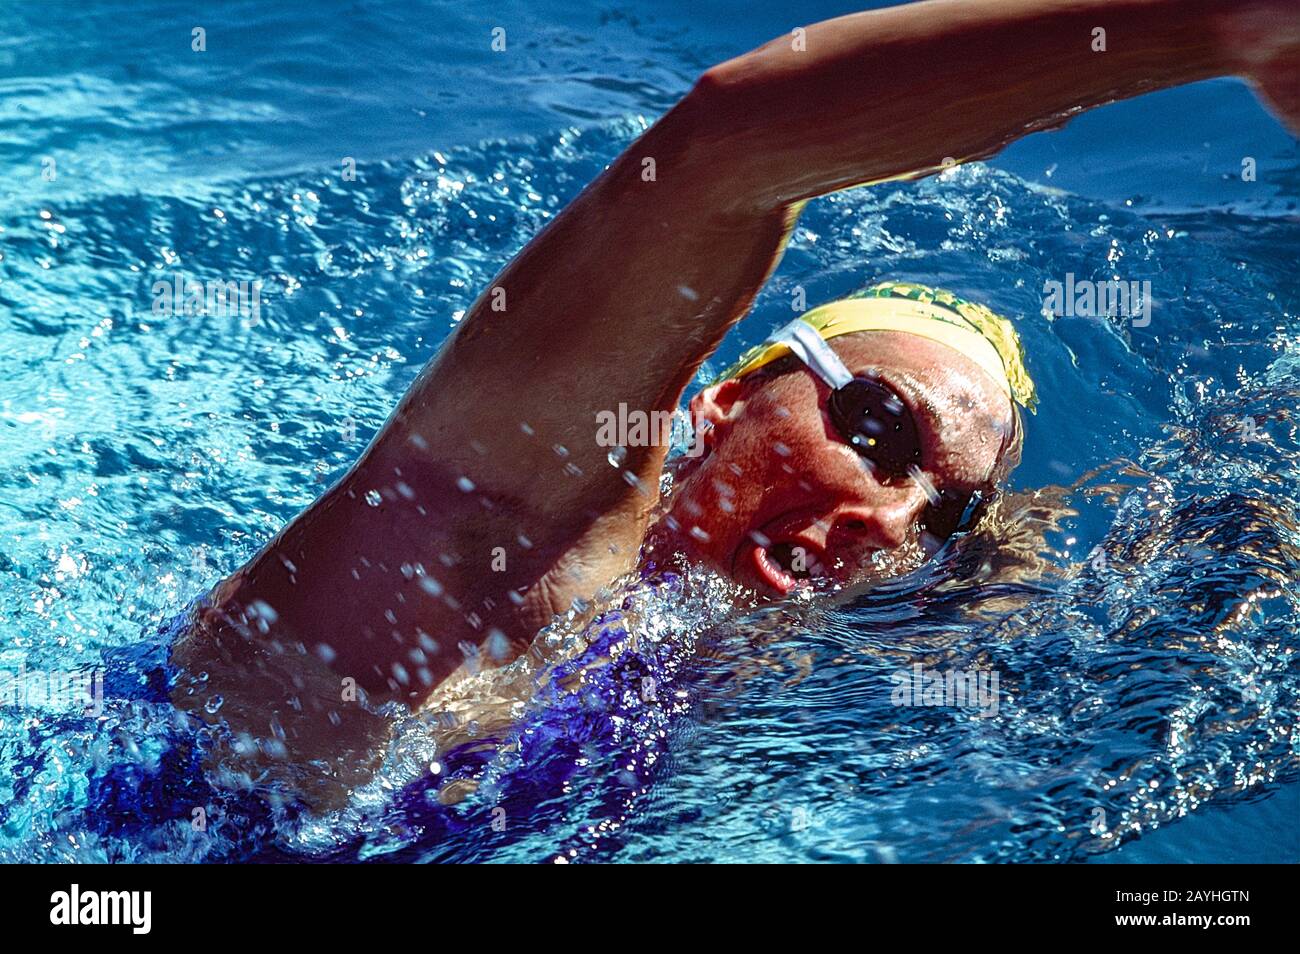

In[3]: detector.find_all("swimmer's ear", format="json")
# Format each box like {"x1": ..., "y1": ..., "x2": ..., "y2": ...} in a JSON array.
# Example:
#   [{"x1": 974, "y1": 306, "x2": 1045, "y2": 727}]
[{"x1": 689, "y1": 378, "x2": 745, "y2": 449}]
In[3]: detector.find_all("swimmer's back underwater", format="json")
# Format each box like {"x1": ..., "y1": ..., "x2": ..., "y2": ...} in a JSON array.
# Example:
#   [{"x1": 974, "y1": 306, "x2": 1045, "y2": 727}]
[{"x1": 168, "y1": 0, "x2": 1300, "y2": 803}]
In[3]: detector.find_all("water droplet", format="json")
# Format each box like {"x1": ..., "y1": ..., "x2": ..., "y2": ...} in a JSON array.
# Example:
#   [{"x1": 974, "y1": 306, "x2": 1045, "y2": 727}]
[
  {"x1": 486, "y1": 628, "x2": 512, "y2": 660},
  {"x1": 907, "y1": 465, "x2": 941, "y2": 506},
  {"x1": 249, "y1": 599, "x2": 279, "y2": 623}
]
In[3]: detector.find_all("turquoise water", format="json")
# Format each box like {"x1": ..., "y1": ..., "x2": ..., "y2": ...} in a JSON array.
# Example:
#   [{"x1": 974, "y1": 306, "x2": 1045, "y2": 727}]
[{"x1": 1, "y1": 0, "x2": 1298, "y2": 862}]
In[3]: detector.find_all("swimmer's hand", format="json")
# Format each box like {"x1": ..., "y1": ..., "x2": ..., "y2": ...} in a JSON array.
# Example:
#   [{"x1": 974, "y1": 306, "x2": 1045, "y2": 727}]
[{"x1": 1221, "y1": 0, "x2": 1300, "y2": 135}]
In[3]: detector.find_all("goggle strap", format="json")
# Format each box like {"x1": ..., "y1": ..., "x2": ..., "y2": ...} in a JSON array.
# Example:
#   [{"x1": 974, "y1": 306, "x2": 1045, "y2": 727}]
[{"x1": 769, "y1": 318, "x2": 854, "y2": 390}]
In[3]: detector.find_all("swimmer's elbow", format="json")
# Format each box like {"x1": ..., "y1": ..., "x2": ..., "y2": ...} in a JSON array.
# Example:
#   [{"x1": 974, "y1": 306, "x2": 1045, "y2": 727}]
[
  {"x1": 667, "y1": 66, "x2": 803, "y2": 217},
  {"x1": 678, "y1": 47, "x2": 894, "y2": 216},
  {"x1": 690, "y1": 55, "x2": 766, "y2": 104},
  {"x1": 689, "y1": 65, "x2": 726, "y2": 102}
]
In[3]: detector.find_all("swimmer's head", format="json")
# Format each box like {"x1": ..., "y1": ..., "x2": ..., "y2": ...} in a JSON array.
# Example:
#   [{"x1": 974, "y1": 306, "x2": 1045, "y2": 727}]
[{"x1": 660, "y1": 282, "x2": 1034, "y2": 596}]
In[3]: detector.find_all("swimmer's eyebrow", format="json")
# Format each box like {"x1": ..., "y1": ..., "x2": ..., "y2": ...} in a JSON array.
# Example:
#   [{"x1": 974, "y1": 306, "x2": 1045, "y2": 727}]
[{"x1": 896, "y1": 371, "x2": 1012, "y2": 485}]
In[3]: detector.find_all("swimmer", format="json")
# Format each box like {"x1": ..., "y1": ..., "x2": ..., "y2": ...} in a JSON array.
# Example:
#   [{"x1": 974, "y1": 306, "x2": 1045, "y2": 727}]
[{"x1": 169, "y1": 0, "x2": 1299, "y2": 800}]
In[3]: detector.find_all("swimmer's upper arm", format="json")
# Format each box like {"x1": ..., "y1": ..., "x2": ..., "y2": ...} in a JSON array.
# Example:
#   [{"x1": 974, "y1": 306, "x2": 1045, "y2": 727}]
[{"x1": 384, "y1": 81, "x2": 796, "y2": 518}]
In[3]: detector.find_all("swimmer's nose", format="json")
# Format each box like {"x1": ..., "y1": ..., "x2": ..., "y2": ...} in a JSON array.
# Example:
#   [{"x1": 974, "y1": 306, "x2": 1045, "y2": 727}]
[{"x1": 826, "y1": 495, "x2": 920, "y2": 553}]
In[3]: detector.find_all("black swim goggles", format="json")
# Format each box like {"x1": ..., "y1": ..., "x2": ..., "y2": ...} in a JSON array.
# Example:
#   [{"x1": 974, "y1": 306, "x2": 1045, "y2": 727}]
[{"x1": 766, "y1": 318, "x2": 995, "y2": 540}]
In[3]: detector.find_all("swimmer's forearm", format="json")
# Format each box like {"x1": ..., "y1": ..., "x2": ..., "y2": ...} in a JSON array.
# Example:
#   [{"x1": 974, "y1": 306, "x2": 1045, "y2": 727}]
[{"x1": 695, "y1": 0, "x2": 1243, "y2": 210}]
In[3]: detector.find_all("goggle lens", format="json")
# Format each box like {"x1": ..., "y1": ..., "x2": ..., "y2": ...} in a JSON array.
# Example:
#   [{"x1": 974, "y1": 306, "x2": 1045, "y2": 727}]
[{"x1": 826, "y1": 377, "x2": 922, "y2": 479}]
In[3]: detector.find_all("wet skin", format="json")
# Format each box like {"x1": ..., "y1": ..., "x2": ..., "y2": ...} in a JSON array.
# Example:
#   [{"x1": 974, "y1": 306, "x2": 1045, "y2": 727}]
[{"x1": 660, "y1": 330, "x2": 1013, "y2": 595}]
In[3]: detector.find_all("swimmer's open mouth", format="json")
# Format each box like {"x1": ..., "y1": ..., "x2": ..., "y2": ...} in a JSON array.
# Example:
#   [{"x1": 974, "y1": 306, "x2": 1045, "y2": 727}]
[{"x1": 746, "y1": 533, "x2": 828, "y2": 596}]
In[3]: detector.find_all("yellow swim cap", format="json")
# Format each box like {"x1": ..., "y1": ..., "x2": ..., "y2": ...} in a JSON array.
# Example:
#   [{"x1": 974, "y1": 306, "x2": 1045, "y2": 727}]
[{"x1": 716, "y1": 281, "x2": 1036, "y2": 411}]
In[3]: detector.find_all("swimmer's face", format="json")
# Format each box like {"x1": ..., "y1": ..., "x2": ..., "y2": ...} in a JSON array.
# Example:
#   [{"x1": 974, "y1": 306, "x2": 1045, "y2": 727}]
[{"x1": 662, "y1": 331, "x2": 1015, "y2": 596}]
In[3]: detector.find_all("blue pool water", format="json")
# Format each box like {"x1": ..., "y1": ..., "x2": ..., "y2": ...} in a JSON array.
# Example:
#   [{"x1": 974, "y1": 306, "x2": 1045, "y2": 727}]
[{"x1": 2, "y1": 0, "x2": 1298, "y2": 862}]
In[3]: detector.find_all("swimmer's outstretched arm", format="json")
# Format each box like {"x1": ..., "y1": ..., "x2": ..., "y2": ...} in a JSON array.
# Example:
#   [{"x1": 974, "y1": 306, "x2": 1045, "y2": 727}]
[
  {"x1": 415, "y1": 0, "x2": 1294, "y2": 505},
  {"x1": 188, "y1": 0, "x2": 1295, "y2": 735},
  {"x1": 373, "y1": 0, "x2": 1293, "y2": 623}
]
